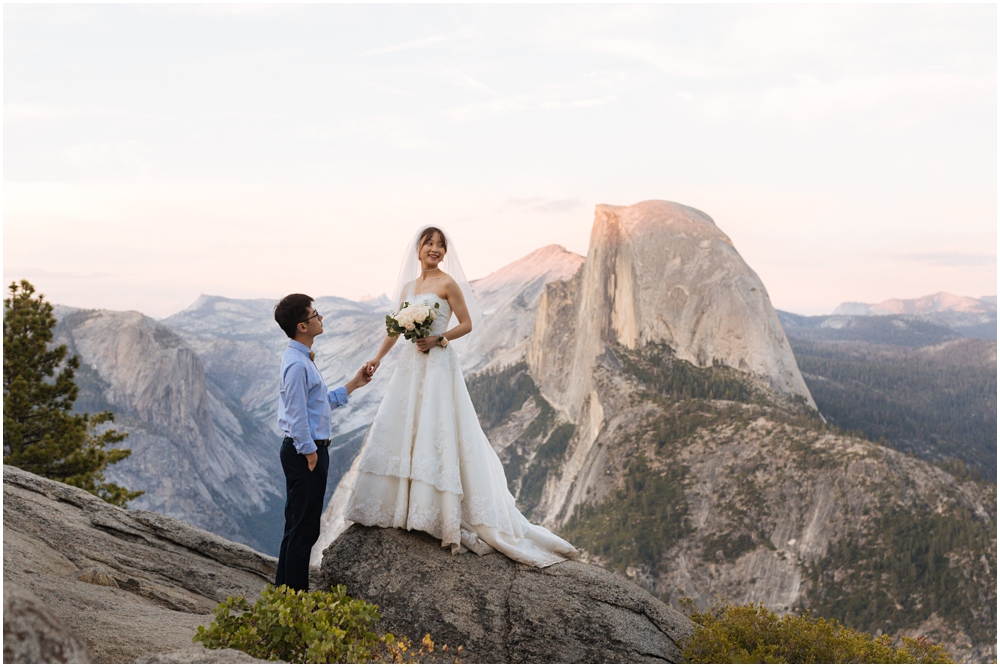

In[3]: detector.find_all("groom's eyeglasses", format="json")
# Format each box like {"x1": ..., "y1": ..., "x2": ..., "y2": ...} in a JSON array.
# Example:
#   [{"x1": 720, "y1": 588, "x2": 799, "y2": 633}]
[{"x1": 300, "y1": 311, "x2": 322, "y2": 323}]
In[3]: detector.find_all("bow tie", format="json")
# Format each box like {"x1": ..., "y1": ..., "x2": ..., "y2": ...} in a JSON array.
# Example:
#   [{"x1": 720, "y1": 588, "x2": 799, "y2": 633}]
[{"x1": 309, "y1": 351, "x2": 316, "y2": 362}]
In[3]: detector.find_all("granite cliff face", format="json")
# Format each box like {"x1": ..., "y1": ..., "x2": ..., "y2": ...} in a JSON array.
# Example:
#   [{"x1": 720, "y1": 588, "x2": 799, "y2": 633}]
[
  {"x1": 54, "y1": 307, "x2": 285, "y2": 553},
  {"x1": 528, "y1": 201, "x2": 814, "y2": 423},
  {"x1": 461, "y1": 244, "x2": 584, "y2": 374},
  {"x1": 519, "y1": 201, "x2": 815, "y2": 529},
  {"x1": 452, "y1": 202, "x2": 993, "y2": 661}
]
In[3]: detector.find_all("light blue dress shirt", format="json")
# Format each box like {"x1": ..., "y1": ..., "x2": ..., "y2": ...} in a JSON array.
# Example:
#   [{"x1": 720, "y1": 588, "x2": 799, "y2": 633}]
[{"x1": 277, "y1": 340, "x2": 349, "y2": 455}]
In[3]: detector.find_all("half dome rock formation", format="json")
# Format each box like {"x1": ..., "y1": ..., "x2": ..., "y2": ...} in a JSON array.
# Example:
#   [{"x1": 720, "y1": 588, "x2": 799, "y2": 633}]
[
  {"x1": 320, "y1": 525, "x2": 694, "y2": 663},
  {"x1": 528, "y1": 200, "x2": 815, "y2": 423}
]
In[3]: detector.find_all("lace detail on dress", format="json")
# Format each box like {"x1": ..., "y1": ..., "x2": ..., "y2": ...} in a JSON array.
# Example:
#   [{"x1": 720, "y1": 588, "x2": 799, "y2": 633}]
[{"x1": 344, "y1": 294, "x2": 578, "y2": 568}]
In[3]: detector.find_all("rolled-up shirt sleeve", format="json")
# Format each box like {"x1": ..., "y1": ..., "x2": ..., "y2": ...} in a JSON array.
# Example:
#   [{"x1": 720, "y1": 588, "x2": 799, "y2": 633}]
[
  {"x1": 328, "y1": 385, "x2": 349, "y2": 409},
  {"x1": 283, "y1": 362, "x2": 317, "y2": 455}
]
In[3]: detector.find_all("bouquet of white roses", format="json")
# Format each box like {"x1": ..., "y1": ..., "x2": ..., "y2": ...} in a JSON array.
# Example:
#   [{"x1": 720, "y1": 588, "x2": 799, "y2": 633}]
[{"x1": 386, "y1": 301, "x2": 439, "y2": 348}]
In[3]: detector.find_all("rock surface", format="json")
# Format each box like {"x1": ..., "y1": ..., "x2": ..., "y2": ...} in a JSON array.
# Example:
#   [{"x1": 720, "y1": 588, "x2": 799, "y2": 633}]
[
  {"x1": 2, "y1": 465, "x2": 278, "y2": 662},
  {"x1": 529, "y1": 200, "x2": 815, "y2": 423},
  {"x1": 320, "y1": 524, "x2": 694, "y2": 663},
  {"x1": 3, "y1": 583, "x2": 93, "y2": 663},
  {"x1": 136, "y1": 646, "x2": 278, "y2": 663}
]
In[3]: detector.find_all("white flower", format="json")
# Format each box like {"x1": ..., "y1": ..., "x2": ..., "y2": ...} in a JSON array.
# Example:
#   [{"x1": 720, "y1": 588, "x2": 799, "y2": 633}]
[{"x1": 414, "y1": 310, "x2": 426, "y2": 324}]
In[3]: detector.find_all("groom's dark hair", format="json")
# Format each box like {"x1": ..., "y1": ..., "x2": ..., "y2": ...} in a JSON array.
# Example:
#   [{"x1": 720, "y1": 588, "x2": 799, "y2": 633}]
[{"x1": 274, "y1": 293, "x2": 314, "y2": 339}]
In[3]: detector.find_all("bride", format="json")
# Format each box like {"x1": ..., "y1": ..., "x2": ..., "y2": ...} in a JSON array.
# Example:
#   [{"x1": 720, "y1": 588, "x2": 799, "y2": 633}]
[{"x1": 344, "y1": 226, "x2": 577, "y2": 567}]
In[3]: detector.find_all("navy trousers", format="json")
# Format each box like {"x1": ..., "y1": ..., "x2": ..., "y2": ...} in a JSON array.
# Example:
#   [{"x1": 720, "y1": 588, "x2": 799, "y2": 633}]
[{"x1": 274, "y1": 437, "x2": 329, "y2": 592}]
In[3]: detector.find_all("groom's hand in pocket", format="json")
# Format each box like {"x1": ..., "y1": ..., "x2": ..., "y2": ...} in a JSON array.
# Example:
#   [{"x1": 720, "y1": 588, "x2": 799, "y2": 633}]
[{"x1": 305, "y1": 452, "x2": 318, "y2": 472}]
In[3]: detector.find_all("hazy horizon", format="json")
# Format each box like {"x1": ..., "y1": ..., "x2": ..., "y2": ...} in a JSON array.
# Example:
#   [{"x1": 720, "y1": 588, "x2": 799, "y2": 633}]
[
  {"x1": 46, "y1": 234, "x2": 998, "y2": 322},
  {"x1": 5, "y1": 5, "x2": 996, "y2": 318}
]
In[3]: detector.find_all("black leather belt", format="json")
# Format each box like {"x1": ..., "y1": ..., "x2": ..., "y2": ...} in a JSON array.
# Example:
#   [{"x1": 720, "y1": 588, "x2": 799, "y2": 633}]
[{"x1": 282, "y1": 437, "x2": 330, "y2": 448}]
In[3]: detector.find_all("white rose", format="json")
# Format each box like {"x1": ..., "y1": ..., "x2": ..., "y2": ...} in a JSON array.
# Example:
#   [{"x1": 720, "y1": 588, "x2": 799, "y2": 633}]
[
  {"x1": 404, "y1": 321, "x2": 415, "y2": 331},
  {"x1": 414, "y1": 310, "x2": 426, "y2": 324}
]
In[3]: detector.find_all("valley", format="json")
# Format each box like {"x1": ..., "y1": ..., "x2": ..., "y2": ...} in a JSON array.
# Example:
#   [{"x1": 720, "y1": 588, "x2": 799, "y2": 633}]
[{"x1": 40, "y1": 200, "x2": 995, "y2": 661}]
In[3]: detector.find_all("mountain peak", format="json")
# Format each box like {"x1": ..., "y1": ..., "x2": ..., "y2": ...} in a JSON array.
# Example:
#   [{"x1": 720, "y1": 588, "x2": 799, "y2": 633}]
[
  {"x1": 594, "y1": 200, "x2": 723, "y2": 237},
  {"x1": 471, "y1": 244, "x2": 583, "y2": 295},
  {"x1": 530, "y1": 200, "x2": 814, "y2": 421}
]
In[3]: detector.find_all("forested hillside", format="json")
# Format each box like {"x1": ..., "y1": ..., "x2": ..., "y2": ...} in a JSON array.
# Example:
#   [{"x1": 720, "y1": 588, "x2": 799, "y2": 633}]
[
  {"x1": 466, "y1": 348, "x2": 997, "y2": 662},
  {"x1": 789, "y1": 338, "x2": 996, "y2": 477}
]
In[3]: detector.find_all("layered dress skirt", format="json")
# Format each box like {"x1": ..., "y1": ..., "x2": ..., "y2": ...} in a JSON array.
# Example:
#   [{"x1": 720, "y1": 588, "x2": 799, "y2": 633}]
[{"x1": 344, "y1": 295, "x2": 577, "y2": 567}]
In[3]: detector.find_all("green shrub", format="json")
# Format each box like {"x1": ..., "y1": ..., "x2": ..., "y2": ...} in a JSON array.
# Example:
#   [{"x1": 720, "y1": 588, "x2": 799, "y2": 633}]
[
  {"x1": 681, "y1": 600, "x2": 953, "y2": 664},
  {"x1": 193, "y1": 584, "x2": 458, "y2": 664}
]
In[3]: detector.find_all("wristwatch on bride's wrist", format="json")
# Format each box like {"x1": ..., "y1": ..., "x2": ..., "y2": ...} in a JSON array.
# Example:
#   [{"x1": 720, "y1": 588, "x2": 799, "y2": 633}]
[{"x1": 438, "y1": 336, "x2": 448, "y2": 348}]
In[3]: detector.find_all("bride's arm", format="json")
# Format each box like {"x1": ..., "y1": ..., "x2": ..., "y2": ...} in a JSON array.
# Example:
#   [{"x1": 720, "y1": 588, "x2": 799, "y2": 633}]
[
  {"x1": 365, "y1": 334, "x2": 398, "y2": 374},
  {"x1": 441, "y1": 279, "x2": 473, "y2": 342}
]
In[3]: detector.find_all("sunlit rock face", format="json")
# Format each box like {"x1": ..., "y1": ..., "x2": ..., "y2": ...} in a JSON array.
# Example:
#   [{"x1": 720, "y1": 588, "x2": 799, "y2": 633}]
[
  {"x1": 53, "y1": 307, "x2": 284, "y2": 553},
  {"x1": 528, "y1": 200, "x2": 815, "y2": 422}
]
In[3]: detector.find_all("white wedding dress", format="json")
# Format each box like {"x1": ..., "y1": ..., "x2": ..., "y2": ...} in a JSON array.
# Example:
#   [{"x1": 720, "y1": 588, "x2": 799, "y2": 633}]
[{"x1": 344, "y1": 294, "x2": 578, "y2": 567}]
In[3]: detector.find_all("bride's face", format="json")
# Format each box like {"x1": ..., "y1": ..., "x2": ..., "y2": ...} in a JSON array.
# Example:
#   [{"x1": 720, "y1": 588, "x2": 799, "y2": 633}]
[{"x1": 418, "y1": 232, "x2": 447, "y2": 269}]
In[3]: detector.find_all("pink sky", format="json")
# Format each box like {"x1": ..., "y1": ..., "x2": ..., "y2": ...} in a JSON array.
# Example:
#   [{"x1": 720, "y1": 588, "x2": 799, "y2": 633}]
[{"x1": 5, "y1": 5, "x2": 996, "y2": 317}]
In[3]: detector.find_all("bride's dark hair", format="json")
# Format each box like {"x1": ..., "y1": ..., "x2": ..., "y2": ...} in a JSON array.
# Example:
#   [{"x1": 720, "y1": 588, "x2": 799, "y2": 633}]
[{"x1": 417, "y1": 227, "x2": 447, "y2": 253}]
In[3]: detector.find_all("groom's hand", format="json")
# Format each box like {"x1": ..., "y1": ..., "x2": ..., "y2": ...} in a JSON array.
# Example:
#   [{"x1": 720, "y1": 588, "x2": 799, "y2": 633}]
[
  {"x1": 305, "y1": 451, "x2": 318, "y2": 472},
  {"x1": 346, "y1": 364, "x2": 373, "y2": 393}
]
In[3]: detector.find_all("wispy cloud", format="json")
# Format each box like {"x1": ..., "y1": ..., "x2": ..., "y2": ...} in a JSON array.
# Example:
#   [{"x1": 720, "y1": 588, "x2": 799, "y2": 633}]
[
  {"x1": 445, "y1": 91, "x2": 617, "y2": 121},
  {"x1": 502, "y1": 197, "x2": 585, "y2": 214},
  {"x1": 4, "y1": 103, "x2": 132, "y2": 124},
  {"x1": 292, "y1": 115, "x2": 432, "y2": 149},
  {"x1": 444, "y1": 98, "x2": 528, "y2": 121},
  {"x1": 450, "y1": 71, "x2": 500, "y2": 97},
  {"x1": 4, "y1": 266, "x2": 113, "y2": 281},
  {"x1": 682, "y1": 71, "x2": 995, "y2": 129},
  {"x1": 891, "y1": 252, "x2": 997, "y2": 267},
  {"x1": 63, "y1": 140, "x2": 149, "y2": 169},
  {"x1": 540, "y1": 96, "x2": 617, "y2": 110},
  {"x1": 365, "y1": 35, "x2": 449, "y2": 56},
  {"x1": 146, "y1": 4, "x2": 293, "y2": 18}
]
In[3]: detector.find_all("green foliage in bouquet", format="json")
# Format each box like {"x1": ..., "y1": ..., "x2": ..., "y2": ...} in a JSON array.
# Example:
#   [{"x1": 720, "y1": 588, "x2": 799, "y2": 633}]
[
  {"x1": 681, "y1": 599, "x2": 953, "y2": 664},
  {"x1": 193, "y1": 584, "x2": 460, "y2": 664}
]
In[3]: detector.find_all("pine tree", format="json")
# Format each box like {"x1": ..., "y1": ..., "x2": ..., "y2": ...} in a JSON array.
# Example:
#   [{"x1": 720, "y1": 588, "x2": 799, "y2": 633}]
[{"x1": 3, "y1": 279, "x2": 143, "y2": 507}]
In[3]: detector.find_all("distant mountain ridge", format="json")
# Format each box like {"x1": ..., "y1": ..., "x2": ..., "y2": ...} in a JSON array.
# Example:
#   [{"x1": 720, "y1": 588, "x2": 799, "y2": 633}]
[
  {"x1": 820, "y1": 292, "x2": 997, "y2": 342},
  {"x1": 835, "y1": 292, "x2": 996, "y2": 316}
]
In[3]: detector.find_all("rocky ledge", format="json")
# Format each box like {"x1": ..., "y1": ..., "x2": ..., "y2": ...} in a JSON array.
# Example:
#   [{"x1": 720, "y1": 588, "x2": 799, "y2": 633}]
[
  {"x1": 2, "y1": 465, "x2": 277, "y2": 662},
  {"x1": 320, "y1": 524, "x2": 695, "y2": 663}
]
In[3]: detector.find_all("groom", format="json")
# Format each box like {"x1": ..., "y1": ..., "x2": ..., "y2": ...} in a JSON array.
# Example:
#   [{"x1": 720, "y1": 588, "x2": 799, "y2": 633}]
[{"x1": 273, "y1": 293, "x2": 373, "y2": 591}]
